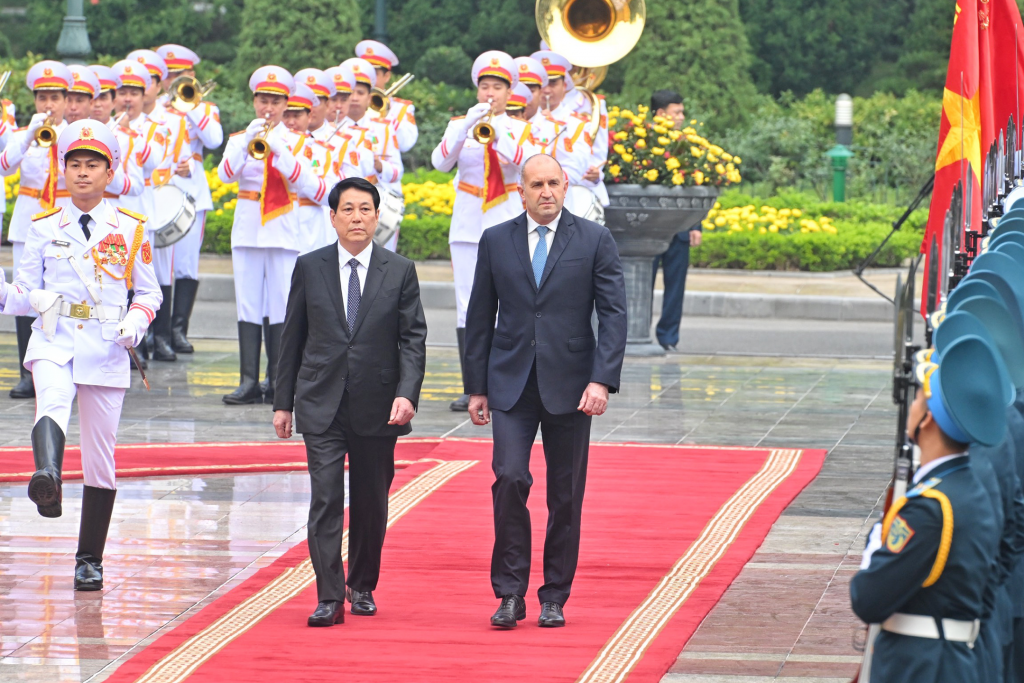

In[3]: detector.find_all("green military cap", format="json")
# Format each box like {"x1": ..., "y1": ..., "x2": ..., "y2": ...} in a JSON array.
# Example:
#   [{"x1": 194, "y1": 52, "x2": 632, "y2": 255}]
[
  {"x1": 995, "y1": 241, "x2": 1024, "y2": 267},
  {"x1": 968, "y1": 252, "x2": 1024, "y2": 337},
  {"x1": 955, "y1": 295, "x2": 1024, "y2": 391},
  {"x1": 933, "y1": 308, "x2": 1017, "y2": 402},
  {"x1": 988, "y1": 231, "x2": 1024, "y2": 253},
  {"x1": 991, "y1": 215, "x2": 1024, "y2": 241},
  {"x1": 947, "y1": 278, "x2": 1002, "y2": 312}
]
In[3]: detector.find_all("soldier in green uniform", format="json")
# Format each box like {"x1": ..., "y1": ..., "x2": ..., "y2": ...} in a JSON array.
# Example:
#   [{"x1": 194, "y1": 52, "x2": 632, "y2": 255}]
[{"x1": 850, "y1": 334, "x2": 1006, "y2": 683}]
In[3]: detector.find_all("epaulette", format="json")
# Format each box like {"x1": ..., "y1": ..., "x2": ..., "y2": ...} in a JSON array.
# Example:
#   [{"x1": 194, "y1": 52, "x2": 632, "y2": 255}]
[
  {"x1": 907, "y1": 477, "x2": 942, "y2": 498},
  {"x1": 117, "y1": 206, "x2": 149, "y2": 223},
  {"x1": 31, "y1": 207, "x2": 61, "y2": 221},
  {"x1": 450, "y1": 115, "x2": 466, "y2": 121},
  {"x1": 371, "y1": 117, "x2": 390, "y2": 124},
  {"x1": 392, "y1": 97, "x2": 412, "y2": 105},
  {"x1": 230, "y1": 130, "x2": 246, "y2": 138}
]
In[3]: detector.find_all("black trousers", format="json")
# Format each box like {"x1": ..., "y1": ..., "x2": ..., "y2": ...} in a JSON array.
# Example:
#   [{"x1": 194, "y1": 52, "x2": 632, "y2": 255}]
[
  {"x1": 303, "y1": 393, "x2": 397, "y2": 602},
  {"x1": 490, "y1": 365, "x2": 592, "y2": 605}
]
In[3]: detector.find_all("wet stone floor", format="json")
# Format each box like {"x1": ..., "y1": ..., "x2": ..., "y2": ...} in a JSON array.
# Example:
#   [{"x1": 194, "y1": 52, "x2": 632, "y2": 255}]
[{"x1": 0, "y1": 337, "x2": 895, "y2": 682}]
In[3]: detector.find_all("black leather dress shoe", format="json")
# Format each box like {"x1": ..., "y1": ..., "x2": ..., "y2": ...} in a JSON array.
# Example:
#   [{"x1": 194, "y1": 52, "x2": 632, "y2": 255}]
[
  {"x1": 538, "y1": 601, "x2": 565, "y2": 627},
  {"x1": 74, "y1": 555, "x2": 103, "y2": 591},
  {"x1": 346, "y1": 587, "x2": 377, "y2": 616},
  {"x1": 308, "y1": 600, "x2": 344, "y2": 627},
  {"x1": 490, "y1": 594, "x2": 526, "y2": 628}
]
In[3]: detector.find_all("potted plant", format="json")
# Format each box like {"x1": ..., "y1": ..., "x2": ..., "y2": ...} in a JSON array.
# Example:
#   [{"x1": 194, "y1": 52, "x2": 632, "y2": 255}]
[{"x1": 603, "y1": 105, "x2": 743, "y2": 354}]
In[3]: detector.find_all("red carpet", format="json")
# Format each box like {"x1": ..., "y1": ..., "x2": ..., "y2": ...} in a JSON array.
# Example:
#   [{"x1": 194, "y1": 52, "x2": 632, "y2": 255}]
[
  {"x1": 103, "y1": 439, "x2": 825, "y2": 683},
  {"x1": 0, "y1": 438, "x2": 441, "y2": 482}
]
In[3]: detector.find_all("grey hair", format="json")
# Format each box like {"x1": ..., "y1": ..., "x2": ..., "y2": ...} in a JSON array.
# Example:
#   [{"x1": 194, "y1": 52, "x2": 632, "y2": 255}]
[{"x1": 519, "y1": 153, "x2": 565, "y2": 185}]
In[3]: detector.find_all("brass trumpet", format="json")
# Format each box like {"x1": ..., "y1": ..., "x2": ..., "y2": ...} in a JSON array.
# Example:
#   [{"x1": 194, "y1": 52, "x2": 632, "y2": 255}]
[
  {"x1": 369, "y1": 72, "x2": 415, "y2": 116},
  {"x1": 168, "y1": 76, "x2": 216, "y2": 114},
  {"x1": 472, "y1": 98, "x2": 495, "y2": 145},
  {"x1": 35, "y1": 111, "x2": 57, "y2": 148},
  {"x1": 247, "y1": 115, "x2": 272, "y2": 160}
]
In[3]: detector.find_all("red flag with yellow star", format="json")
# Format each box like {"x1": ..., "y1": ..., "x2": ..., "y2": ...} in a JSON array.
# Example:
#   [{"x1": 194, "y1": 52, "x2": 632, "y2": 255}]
[{"x1": 922, "y1": 0, "x2": 1024, "y2": 312}]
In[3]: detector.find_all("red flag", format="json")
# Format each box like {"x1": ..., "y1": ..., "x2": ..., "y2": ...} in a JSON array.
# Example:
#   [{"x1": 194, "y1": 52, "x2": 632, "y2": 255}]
[
  {"x1": 40, "y1": 145, "x2": 58, "y2": 210},
  {"x1": 259, "y1": 152, "x2": 293, "y2": 225},
  {"x1": 922, "y1": 0, "x2": 1024, "y2": 313},
  {"x1": 480, "y1": 142, "x2": 509, "y2": 212}
]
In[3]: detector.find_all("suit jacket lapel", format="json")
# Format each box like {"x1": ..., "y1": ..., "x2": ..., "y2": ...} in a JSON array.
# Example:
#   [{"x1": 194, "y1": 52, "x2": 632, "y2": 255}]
[
  {"x1": 319, "y1": 242, "x2": 349, "y2": 337},
  {"x1": 349, "y1": 244, "x2": 388, "y2": 339},
  {"x1": 538, "y1": 211, "x2": 575, "y2": 290},
  {"x1": 510, "y1": 213, "x2": 536, "y2": 293}
]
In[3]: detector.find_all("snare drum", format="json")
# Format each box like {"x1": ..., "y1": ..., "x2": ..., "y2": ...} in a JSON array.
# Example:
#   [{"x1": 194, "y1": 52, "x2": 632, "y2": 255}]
[
  {"x1": 565, "y1": 185, "x2": 605, "y2": 225},
  {"x1": 152, "y1": 184, "x2": 197, "y2": 248},
  {"x1": 375, "y1": 189, "x2": 405, "y2": 247}
]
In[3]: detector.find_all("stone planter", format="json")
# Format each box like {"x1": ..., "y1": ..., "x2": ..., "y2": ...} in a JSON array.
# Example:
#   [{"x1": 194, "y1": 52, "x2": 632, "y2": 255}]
[{"x1": 605, "y1": 184, "x2": 719, "y2": 355}]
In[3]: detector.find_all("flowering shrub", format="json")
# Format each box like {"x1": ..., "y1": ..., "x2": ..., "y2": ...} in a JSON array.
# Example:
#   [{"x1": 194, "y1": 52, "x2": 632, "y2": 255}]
[
  {"x1": 702, "y1": 203, "x2": 837, "y2": 235},
  {"x1": 605, "y1": 105, "x2": 743, "y2": 187},
  {"x1": 207, "y1": 168, "x2": 238, "y2": 214},
  {"x1": 402, "y1": 180, "x2": 455, "y2": 220}
]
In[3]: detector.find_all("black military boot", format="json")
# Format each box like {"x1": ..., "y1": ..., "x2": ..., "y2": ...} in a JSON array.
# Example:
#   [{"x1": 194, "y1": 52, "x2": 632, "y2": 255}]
[
  {"x1": 260, "y1": 317, "x2": 271, "y2": 397},
  {"x1": 263, "y1": 323, "x2": 283, "y2": 405},
  {"x1": 10, "y1": 316, "x2": 35, "y2": 399},
  {"x1": 223, "y1": 322, "x2": 264, "y2": 404},
  {"x1": 28, "y1": 417, "x2": 65, "y2": 518},
  {"x1": 151, "y1": 285, "x2": 177, "y2": 361},
  {"x1": 171, "y1": 278, "x2": 199, "y2": 353},
  {"x1": 74, "y1": 485, "x2": 117, "y2": 591},
  {"x1": 449, "y1": 327, "x2": 470, "y2": 412}
]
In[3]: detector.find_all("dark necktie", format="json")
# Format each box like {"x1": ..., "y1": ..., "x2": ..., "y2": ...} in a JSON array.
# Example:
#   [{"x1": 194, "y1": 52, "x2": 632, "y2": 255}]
[
  {"x1": 347, "y1": 258, "x2": 361, "y2": 332},
  {"x1": 79, "y1": 213, "x2": 92, "y2": 241}
]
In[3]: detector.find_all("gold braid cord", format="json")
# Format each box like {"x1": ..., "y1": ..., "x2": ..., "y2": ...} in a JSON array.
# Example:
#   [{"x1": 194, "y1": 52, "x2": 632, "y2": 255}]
[{"x1": 124, "y1": 221, "x2": 145, "y2": 291}]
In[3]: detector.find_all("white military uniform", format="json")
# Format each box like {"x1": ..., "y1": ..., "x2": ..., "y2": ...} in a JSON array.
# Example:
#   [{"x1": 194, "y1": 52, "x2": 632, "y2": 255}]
[
  {"x1": 355, "y1": 40, "x2": 419, "y2": 153},
  {"x1": 0, "y1": 97, "x2": 14, "y2": 217},
  {"x1": 431, "y1": 51, "x2": 539, "y2": 327},
  {"x1": 283, "y1": 83, "x2": 336, "y2": 255},
  {"x1": 1, "y1": 198, "x2": 160, "y2": 486}
]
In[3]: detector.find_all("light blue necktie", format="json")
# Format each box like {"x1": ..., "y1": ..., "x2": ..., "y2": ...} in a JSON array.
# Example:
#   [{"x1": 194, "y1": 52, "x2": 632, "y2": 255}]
[{"x1": 532, "y1": 225, "x2": 549, "y2": 287}]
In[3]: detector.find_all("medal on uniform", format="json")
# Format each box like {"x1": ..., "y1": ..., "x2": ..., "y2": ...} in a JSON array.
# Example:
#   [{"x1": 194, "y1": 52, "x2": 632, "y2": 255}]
[{"x1": 96, "y1": 234, "x2": 129, "y2": 266}]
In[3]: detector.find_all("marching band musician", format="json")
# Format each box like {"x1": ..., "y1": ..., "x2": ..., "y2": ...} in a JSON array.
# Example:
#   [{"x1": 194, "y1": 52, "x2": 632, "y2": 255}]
[
  {"x1": 340, "y1": 57, "x2": 405, "y2": 252},
  {"x1": 431, "y1": 50, "x2": 539, "y2": 412},
  {"x1": 0, "y1": 119, "x2": 162, "y2": 590},
  {"x1": 513, "y1": 56, "x2": 547, "y2": 125},
  {"x1": 125, "y1": 49, "x2": 182, "y2": 363},
  {"x1": 0, "y1": 61, "x2": 74, "y2": 400},
  {"x1": 0, "y1": 92, "x2": 13, "y2": 226},
  {"x1": 323, "y1": 65, "x2": 355, "y2": 136},
  {"x1": 156, "y1": 44, "x2": 224, "y2": 356},
  {"x1": 506, "y1": 83, "x2": 532, "y2": 121},
  {"x1": 294, "y1": 68, "x2": 335, "y2": 141},
  {"x1": 280, "y1": 81, "x2": 335, "y2": 256},
  {"x1": 354, "y1": 40, "x2": 418, "y2": 153},
  {"x1": 217, "y1": 66, "x2": 320, "y2": 405}
]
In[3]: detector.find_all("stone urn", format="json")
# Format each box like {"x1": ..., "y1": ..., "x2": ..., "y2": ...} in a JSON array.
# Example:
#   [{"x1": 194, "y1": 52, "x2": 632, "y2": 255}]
[{"x1": 604, "y1": 184, "x2": 719, "y2": 355}]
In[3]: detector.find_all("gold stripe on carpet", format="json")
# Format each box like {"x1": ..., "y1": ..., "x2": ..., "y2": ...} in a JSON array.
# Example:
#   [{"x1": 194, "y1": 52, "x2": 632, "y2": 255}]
[
  {"x1": 576, "y1": 449, "x2": 804, "y2": 683},
  {"x1": 1, "y1": 460, "x2": 424, "y2": 480},
  {"x1": 134, "y1": 459, "x2": 477, "y2": 683}
]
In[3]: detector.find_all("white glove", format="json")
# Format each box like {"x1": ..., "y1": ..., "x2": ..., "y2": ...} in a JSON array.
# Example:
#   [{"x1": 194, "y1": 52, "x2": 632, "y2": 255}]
[
  {"x1": 27, "y1": 112, "x2": 50, "y2": 134},
  {"x1": 245, "y1": 117, "x2": 270, "y2": 142},
  {"x1": 116, "y1": 320, "x2": 139, "y2": 348},
  {"x1": 266, "y1": 127, "x2": 288, "y2": 156},
  {"x1": 0, "y1": 268, "x2": 6, "y2": 304},
  {"x1": 464, "y1": 102, "x2": 493, "y2": 129}
]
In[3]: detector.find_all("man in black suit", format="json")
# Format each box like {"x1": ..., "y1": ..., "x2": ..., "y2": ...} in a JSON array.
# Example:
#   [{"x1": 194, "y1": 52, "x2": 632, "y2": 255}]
[
  {"x1": 273, "y1": 177, "x2": 427, "y2": 628},
  {"x1": 464, "y1": 154, "x2": 627, "y2": 629}
]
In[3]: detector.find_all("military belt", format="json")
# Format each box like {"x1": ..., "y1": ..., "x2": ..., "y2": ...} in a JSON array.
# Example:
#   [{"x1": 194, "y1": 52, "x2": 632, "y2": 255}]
[
  {"x1": 58, "y1": 302, "x2": 127, "y2": 322},
  {"x1": 881, "y1": 613, "x2": 980, "y2": 648}
]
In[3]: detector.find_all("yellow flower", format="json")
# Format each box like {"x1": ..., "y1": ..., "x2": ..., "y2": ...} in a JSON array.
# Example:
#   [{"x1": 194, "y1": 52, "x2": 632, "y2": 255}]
[
  {"x1": 668, "y1": 130, "x2": 682, "y2": 141},
  {"x1": 633, "y1": 126, "x2": 646, "y2": 137},
  {"x1": 645, "y1": 169, "x2": 659, "y2": 182},
  {"x1": 706, "y1": 153, "x2": 718, "y2": 163},
  {"x1": 657, "y1": 136, "x2": 671, "y2": 147},
  {"x1": 613, "y1": 143, "x2": 626, "y2": 155},
  {"x1": 665, "y1": 157, "x2": 681, "y2": 170},
  {"x1": 635, "y1": 138, "x2": 646, "y2": 149},
  {"x1": 734, "y1": 156, "x2": 742, "y2": 164},
  {"x1": 690, "y1": 146, "x2": 702, "y2": 158},
  {"x1": 693, "y1": 170, "x2": 705, "y2": 185},
  {"x1": 715, "y1": 163, "x2": 726, "y2": 174},
  {"x1": 403, "y1": 213, "x2": 419, "y2": 221},
  {"x1": 614, "y1": 131, "x2": 629, "y2": 141},
  {"x1": 653, "y1": 125, "x2": 668, "y2": 134},
  {"x1": 621, "y1": 153, "x2": 634, "y2": 163},
  {"x1": 714, "y1": 216, "x2": 726, "y2": 226},
  {"x1": 721, "y1": 152, "x2": 733, "y2": 162},
  {"x1": 651, "y1": 146, "x2": 664, "y2": 155},
  {"x1": 608, "y1": 164, "x2": 621, "y2": 176},
  {"x1": 672, "y1": 172, "x2": 684, "y2": 185},
  {"x1": 608, "y1": 117, "x2": 617, "y2": 127}
]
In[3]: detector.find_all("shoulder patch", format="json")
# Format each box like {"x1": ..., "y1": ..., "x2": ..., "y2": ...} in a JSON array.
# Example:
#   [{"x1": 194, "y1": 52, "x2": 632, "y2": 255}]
[
  {"x1": 140, "y1": 241, "x2": 152, "y2": 264},
  {"x1": 31, "y1": 207, "x2": 61, "y2": 222},
  {"x1": 117, "y1": 206, "x2": 149, "y2": 223},
  {"x1": 885, "y1": 514, "x2": 915, "y2": 553},
  {"x1": 908, "y1": 477, "x2": 942, "y2": 498}
]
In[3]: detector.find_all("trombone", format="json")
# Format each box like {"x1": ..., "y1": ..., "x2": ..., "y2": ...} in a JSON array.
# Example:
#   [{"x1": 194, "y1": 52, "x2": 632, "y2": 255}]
[
  {"x1": 0, "y1": 71, "x2": 11, "y2": 97},
  {"x1": 35, "y1": 111, "x2": 57, "y2": 148},
  {"x1": 247, "y1": 115, "x2": 272, "y2": 160},
  {"x1": 472, "y1": 98, "x2": 495, "y2": 145},
  {"x1": 107, "y1": 111, "x2": 128, "y2": 130},
  {"x1": 168, "y1": 76, "x2": 216, "y2": 114},
  {"x1": 369, "y1": 72, "x2": 415, "y2": 116}
]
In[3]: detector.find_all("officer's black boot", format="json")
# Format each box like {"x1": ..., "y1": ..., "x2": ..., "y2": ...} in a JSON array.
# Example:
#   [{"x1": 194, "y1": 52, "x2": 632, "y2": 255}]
[
  {"x1": 263, "y1": 323, "x2": 283, "y2": 405},
  {"x1": 449, "y1": 327, "x2": 470, "y2": 412},
  {"x1": 140, "y1": 329, "x2": 152, "y2": 361},
  {"x1": 28, "y1": 417, "x2": 65, "y2": 518},
  {"x1": 10, "y1": 316, "x2": 35, "y2": 399},
  {"x1": 74, "y1": 485, "x2": 117, "y2": 591},
  {"x1": 223, "y1": 322, "x2": 264, "y2": 405},
  {"x1": 260, "y1": 317, "x2": 271, "y2": 397},
  {"x1": 171, "y1": 278, "x2": 199, "y2": 354},
  {"x1": 151, "y1": 285, "x2": 177, "y2": 361}
]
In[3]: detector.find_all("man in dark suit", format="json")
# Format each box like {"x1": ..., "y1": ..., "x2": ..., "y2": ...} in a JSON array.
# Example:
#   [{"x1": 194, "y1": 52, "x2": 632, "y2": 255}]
[
  {"x1": 273, "y1": 177, "x2": 427, "y2": 628},
  {"x1": 464, "y1": 153, "x2": 628, "y2": 629}
]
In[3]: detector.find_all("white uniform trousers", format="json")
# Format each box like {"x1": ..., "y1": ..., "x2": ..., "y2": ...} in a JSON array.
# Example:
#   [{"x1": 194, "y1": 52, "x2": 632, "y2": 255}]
[
  {"x1": 153, "y1": 244, "x2": 174, "y2": 287},
  {"x1": 33, "y1": 359, "x2": 125, "y2": 490},
  {"x1": 11, "y1": 241, "x2": 37, "y2": 319},
  {"x1": 231, "y1": 246, "x2": 297, "y2": 325},
  {"x1": 383, "y1": 228, "x2": 400, "y2": 253},
  {"x1": 450, "y1": 241, "x2": 479, "y2": 328},
  {"x1": 172, "y1": 210, "x2": 205, "y2": 280}
]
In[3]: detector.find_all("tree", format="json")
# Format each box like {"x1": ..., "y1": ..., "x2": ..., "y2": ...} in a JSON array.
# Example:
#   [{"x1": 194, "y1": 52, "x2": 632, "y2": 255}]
[
  {"x1": 617, "y1": 0, "x2": 760, "y2": 130},
  {"x1": 738, "y1": 0, "x2": 909, "y2": 96},
  {"x1": 234, "y1": 0, "x2": 360, "y2": 85}
]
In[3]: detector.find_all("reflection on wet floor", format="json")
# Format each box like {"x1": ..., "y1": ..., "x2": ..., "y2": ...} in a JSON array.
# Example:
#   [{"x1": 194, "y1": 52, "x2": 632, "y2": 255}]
[{"x1": 0, "y1": 338, "x2": 896, "y2": 681}]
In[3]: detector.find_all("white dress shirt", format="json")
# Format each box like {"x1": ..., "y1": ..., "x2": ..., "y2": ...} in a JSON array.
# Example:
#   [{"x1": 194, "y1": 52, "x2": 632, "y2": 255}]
[
  {"x1": 339, "y1": 242, "x2": 373, "y2": 313},
  {"x1": 526, "y1": 211, "x2": 560, "y2": 259},
  {"x1": 912, "y1": 452, "x2": 966, "y2": 484},
  {"x1": 64, "y1": 201, "x2": 98, "y2": 240}
]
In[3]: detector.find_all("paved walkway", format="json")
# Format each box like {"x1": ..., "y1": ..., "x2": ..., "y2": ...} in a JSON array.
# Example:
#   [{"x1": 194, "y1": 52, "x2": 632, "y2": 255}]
[{"x1": 0, "y1": 338, "x2": 888, "y2": 681}]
